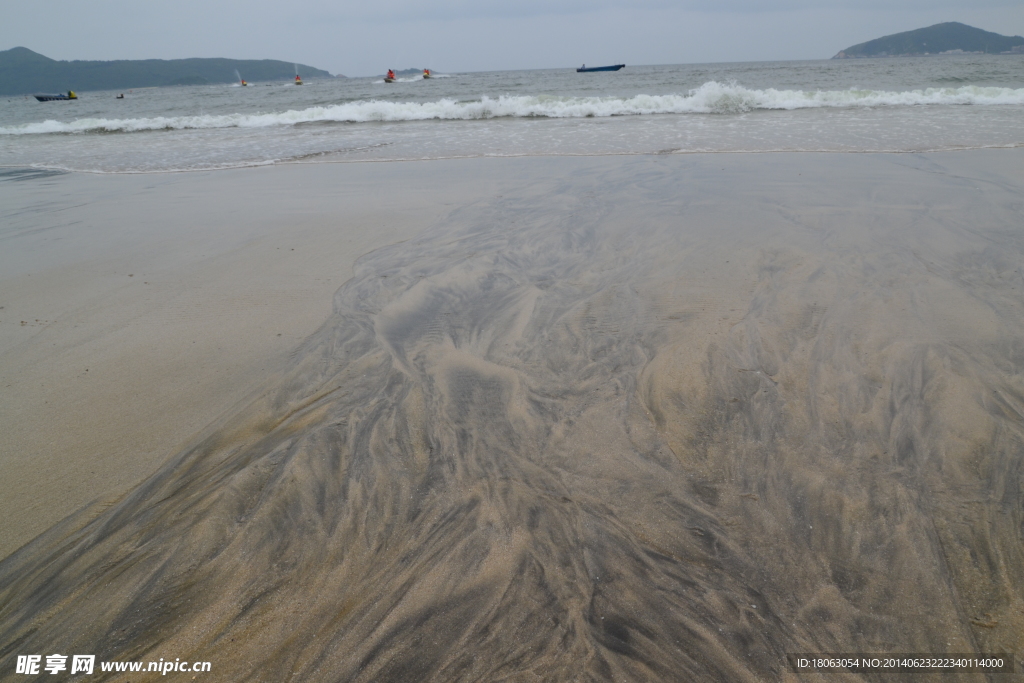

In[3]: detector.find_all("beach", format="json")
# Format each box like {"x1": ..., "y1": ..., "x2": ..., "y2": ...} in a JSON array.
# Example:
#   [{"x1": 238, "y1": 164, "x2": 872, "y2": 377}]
[
  {"x1": 0, "y1": 161, "x2": 500, "y2": 557},
  {"x1": 1, "y1": 149, "x2": 1022, "y2": 680}
]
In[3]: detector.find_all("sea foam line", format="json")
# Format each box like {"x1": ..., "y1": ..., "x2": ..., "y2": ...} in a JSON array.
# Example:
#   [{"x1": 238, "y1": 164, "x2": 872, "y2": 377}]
[{"x1": 3, "y1": 82, "x2": 1024, "y2": 135}]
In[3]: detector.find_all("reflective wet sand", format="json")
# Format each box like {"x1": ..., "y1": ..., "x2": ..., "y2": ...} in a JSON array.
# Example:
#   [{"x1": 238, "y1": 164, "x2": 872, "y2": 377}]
[
  {"x1": 2, "y1": 151, "x2": 1023, "y2": 680},
  {"x1": 0, "y1": 162, "x2": 494, "y2": 558}
]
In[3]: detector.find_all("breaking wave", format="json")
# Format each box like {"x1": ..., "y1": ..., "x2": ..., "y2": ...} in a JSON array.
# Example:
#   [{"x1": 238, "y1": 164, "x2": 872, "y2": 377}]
[{"x1": 4, "y1": 82, "x2": 1024, "y2": 135}]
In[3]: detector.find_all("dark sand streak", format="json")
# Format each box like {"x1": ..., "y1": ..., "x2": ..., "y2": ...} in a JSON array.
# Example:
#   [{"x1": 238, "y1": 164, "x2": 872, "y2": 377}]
[{"x1": 1, "y1": 152, "x2": 1023, "y2": 681}]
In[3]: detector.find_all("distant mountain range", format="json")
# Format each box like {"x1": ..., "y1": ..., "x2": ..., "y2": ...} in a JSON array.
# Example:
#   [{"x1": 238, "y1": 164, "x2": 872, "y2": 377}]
[
  {"x1": 0, "y1": 47, "x2": 339, "y2": 96},
  {"x1": 834, "y1": 22, "x2": 1024, "y2": 58}
]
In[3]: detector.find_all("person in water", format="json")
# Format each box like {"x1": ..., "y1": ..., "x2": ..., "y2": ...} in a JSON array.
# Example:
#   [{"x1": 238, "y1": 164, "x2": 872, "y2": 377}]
[{"x1": 387, "y1": 69, "x2": 395, "y2": 80}]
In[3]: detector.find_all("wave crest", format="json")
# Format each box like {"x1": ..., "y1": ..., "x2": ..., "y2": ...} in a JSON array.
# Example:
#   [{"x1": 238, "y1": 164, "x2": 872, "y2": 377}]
[{"x1": 3, "y1": 82, "x2": 1023, "y2": 135}]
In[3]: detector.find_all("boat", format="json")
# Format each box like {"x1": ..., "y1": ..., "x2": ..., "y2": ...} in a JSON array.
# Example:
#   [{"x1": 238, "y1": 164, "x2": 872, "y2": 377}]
[
  {"x1": 576, "y1": 64, "x2": 625, "y2": 72},
  {"x1": 384, "y1": 77, "x2": 395, "y2": 83},
  {"x1": 294, "y1": 75, "x2": 303, "y2": 85},
  {"x1": 34, "y1": 91, "x2": 77, "y2": 101},
  {"x1": 422, "y1": 69, "x2": 432, "y2": 79},
  {"x1": 240, "y1": 79, "x2": 248, "y2": 86}
]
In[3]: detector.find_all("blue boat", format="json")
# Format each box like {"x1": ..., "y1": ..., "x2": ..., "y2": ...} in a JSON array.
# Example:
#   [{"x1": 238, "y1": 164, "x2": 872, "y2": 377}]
[
  {"x1": 576, "y1": 64, "x2": 625, "y2": 72},
  {"x1": 34, "y1": 91, "x2": 77, "y2": 101}
]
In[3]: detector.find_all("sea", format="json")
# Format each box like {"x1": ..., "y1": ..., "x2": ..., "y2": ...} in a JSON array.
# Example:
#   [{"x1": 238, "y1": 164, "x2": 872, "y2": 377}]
[{"x1": 1, "y1": 55, "x2": 1023, "y2": 173}]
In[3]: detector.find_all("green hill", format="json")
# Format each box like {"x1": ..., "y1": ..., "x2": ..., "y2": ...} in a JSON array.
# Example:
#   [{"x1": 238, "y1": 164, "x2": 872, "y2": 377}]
[
  {"x1": 0, "y1": 47, "x2": 338, "y2": 96},
  {"x1": 833, "y1": 22, "x2": 1024, "y2": 58}
]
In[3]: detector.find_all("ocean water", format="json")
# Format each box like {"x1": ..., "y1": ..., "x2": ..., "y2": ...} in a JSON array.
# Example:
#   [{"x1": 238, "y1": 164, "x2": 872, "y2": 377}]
[{"x1": 1, "y1": 55, "x2": 1023, "y2": 172}]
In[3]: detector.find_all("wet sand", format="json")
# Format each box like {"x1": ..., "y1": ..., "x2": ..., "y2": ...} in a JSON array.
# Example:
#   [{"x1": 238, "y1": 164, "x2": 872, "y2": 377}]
[
  {"x1": 0, "y1": 162, "x2": 498, "y2": 558},
  {"x1": 1, "y1": 151, "x2": 1023, "y2": 681}
]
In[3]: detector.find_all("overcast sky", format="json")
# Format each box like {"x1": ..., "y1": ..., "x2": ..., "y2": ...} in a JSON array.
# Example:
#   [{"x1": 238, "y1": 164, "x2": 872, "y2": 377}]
[{"x1": 3, "y1": 0, "x2": 1023, "y2": 77}]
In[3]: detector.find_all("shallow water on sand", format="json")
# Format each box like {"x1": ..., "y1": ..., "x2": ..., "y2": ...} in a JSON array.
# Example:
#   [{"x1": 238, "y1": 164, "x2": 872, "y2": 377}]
[{"x1": 1, "y1": 152, "x2": 1023, "y2": 680}]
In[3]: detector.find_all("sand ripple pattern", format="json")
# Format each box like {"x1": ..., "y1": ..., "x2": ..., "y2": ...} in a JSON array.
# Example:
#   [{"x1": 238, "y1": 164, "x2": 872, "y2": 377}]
[{"x1": 1, "y1": 153, "x2": 1023, "y2": 681}]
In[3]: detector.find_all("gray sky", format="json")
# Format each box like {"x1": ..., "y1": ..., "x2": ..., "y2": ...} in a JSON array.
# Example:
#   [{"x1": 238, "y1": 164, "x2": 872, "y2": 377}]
[{"x1": 3, "y1": 0, "x2": 1023, "y2": 77}]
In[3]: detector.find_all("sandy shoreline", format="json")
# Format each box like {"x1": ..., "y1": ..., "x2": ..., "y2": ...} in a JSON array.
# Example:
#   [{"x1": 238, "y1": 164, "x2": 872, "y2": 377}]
[
  {"x1": 2, "y1": 151, "x2": 1023, "y2": 680},
  {"x1": 0, "y1": 161, "x2": 502, "y2": 558}
]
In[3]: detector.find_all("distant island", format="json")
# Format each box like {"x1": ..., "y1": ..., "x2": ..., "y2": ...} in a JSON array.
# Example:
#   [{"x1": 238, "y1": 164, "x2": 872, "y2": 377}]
[
  {"x1": 834, "y1": 22, "x2": 1024, "y2": 59},
  {"x1": 0, "y1": 47, "x2": 339, "y2": 96}
]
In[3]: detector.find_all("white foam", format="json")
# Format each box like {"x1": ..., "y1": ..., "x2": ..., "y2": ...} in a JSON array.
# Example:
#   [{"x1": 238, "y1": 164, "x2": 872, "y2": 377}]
[{"x1": 3, "y1": 82, "x2": 1023, "y2": 135}]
